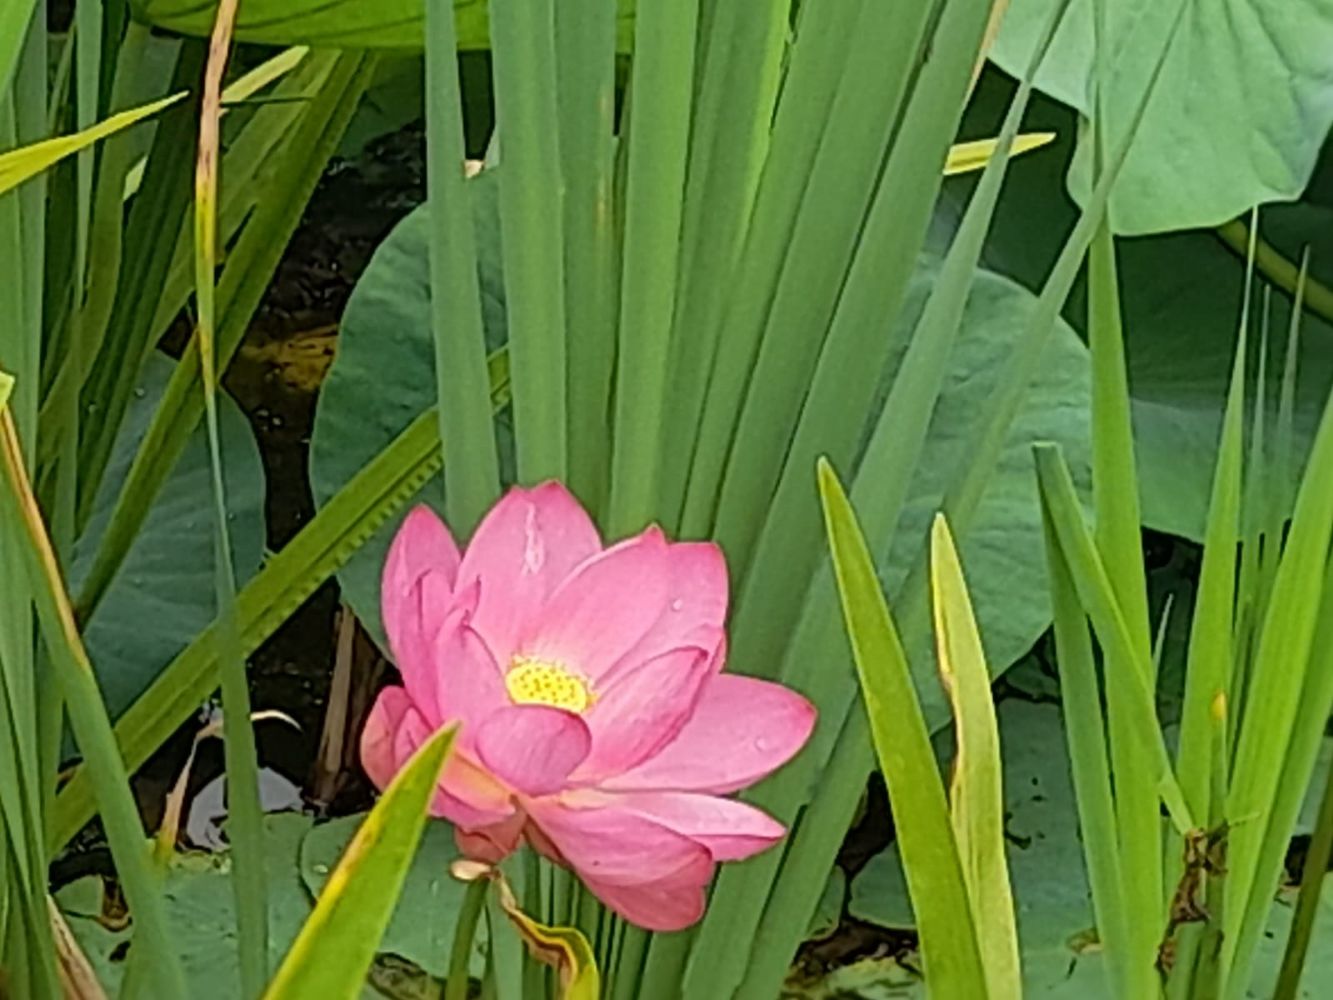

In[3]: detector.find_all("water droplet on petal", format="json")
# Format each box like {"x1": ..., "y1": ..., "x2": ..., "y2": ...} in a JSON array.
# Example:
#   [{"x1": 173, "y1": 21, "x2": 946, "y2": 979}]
[{"x1": 670, "y1": 599, "x2": 684, "y2": 612}]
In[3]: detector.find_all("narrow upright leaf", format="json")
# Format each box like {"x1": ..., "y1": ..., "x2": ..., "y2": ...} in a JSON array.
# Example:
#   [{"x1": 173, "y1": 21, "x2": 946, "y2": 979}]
[
  {"x1": 930, "y1": 515, "x2": 1020, "y2": 1000},
  {"x1": 195, "y1": 1, "x2": 268, "y2": 988},
  {"x1": 263, "y1": 726, "x2": 457, "y2": 999},
  {"x1": 425, "y1": 0, "x2": 499, "y2": 534},
  {"x1": 818, "y1": 460, "x2": 989, "y2": 997}
]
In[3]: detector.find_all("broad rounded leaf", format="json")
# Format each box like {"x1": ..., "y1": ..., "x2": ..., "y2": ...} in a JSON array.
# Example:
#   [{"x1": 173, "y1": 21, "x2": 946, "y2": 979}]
[
  {"x1": 988, "y1": 0, "x2": 1333, "y2": 234},
  {"x1": 877, "y1": 262, "x2": 1091, "y2": 702},
  {"x1": 70, "y1": 353, "x2": 266, "y2": 724},
  {"x1": 57, "y1": 814, "x2": 315, "y2": 998},
  {"x1": 310, "y1": 175, "x2": 510, "y2": 649}
]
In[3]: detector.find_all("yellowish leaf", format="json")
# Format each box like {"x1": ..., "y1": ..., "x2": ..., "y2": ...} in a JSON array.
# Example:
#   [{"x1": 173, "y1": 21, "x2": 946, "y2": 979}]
[
  {"x1": 0, "y1": 370, "x2": 12, "y2": 413},
  {"x1": 0, "y1": 93, "x2": 184, "y2": 196},
  {"x1": 452, "y1": 862, "x2": 600, "y2": 999},
  {"x1": 930, "y1": 514, "x2": 1021, "y2": 1000},
  {"x1": 944, "y1": 132, "x2": 1055, "y2": 176}
]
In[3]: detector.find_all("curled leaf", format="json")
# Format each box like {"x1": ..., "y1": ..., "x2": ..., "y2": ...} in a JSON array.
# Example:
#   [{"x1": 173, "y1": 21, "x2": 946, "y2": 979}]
[{"x1": 449, "y1": 861, "x2": 600, "y2": 999}]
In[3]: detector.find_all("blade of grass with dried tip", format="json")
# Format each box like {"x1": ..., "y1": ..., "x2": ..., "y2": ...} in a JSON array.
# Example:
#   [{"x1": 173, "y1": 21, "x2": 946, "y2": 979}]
[
  {"x1": 123, "y1": 45, "x2": 309, "y2": 199},
  {"x1": 489, "y1": 0, "x2": 566, "y2": 483},
  {"x1": 1033, "y1": 443, "x2": 1193, "y2": 831},
  {"x1": 425, "y1": 0, "x2": 498, "y2": 535},
  {"x1": 556, "y1": 0, "x2": 616, "y2": 513},
  {"x1": 819, "y1": 465, "x2": 989, "y2": 990},
  {"x1": 0, "y1": 408, "x2": 187, "y2": 998},
  {"x1": 0, "y1": 364, "x2": 56, "y2": 997},
  {"x1": 1040, "y1": 488, "x2": 1131, "y2": 998},
  {"x1": 931, "y1": 514, "x2": 1020, "y2": 1000},
  {"x1": 72, "y1": 52, "x2": 374, "y2": 624},
  {"x1": 656, "y1": 0, "x2": 786, "y2": 525},
  {"x1": 673, "y1": 0, "x2": 863, "y2": 535},
  {"x1": 1223, "y1": 382, "x2": 1333, "y2": 993},
  {"x1": 195, "y1": 2, "x2": 269, "y2": 988},
  {"x1": 731, "y1": 0, "x2": 1067, "y2": 682},
  {"x1": 51, "y1": 350, "x2": 510, "y2": 853},
  {"x1": 709, "y1": 0, "x2": 957, "y2": 572},
  {"x1": 607, "y1": 0, "x2": 699, "y2": 535},
  {"x1": 819, "y1": 461, "x2": 988, "y2": 996},
  {"x1": 263, "y1": 725, "x2": 456, "y2": 998}
]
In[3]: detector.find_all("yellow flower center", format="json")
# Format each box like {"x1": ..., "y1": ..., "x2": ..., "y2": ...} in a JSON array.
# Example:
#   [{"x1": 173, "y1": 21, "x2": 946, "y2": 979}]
[{"x1": 505, "y1": 657, "x2": 593, "y2": 713}]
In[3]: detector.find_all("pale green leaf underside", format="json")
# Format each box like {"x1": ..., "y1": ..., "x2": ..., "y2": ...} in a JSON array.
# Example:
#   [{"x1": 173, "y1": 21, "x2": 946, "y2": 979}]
[{"x1": 989, "y1": 0, "x2": 1333, "y2": 235}]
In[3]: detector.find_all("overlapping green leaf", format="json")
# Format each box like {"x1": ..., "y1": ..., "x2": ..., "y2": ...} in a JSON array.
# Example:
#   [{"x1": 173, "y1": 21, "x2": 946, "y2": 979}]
[{"x1": 988, "y1": 0, "x2": 1333, "y2": 234}]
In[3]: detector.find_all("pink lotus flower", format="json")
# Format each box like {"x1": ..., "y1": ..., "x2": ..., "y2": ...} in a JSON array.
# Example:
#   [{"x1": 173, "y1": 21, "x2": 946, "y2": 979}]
[{"x1": 360, "y1": 483, "x2": 816, "y2": 931}]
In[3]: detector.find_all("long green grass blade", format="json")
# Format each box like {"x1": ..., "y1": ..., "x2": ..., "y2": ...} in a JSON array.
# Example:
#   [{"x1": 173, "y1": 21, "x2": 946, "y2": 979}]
[
  {"x1": 1040, "y1": 488, "x2": 1131, "y2": 998},
  {"x1": 819, "y1": 461, "x2": 988, "y2": 997},
  {"x1": 262, "y1": 725, "x2": 456, "y2": 999},
  {"x1": 1223, "y1": 362, "x2": 1333, "y2": 994},
  {"x1": 1274, "y1": 758, "x2": 1333, "y2": 1000},
  {"x1": 425, "y1": 0, "x2": 499, "y2": 535},
  {"x1": 607, "y1": 0, "x2": 699, "y2": 535},
  {"x1": 194, "y1": 1, "x2": 267, "y2": 988},
  {"x1": 1174, "y1": 241, "x2": 1248, "y2": 828},
  {"x1": 672, "y1": 0, "x2": 862, "y2": 535},
  {"x1": 731, "y1": 0, "x2": 1064, "y2": 683},
  {"x1": 657, "y1": 0, "x2": 785, "y2": 524},
  {"x1": 0, "y1": 406, "x2": 187, "y2": 998},
  {"x1": 707, "y1": 0, "x2": 948, "y2": 570},
  {"x1": 930, "y1": 514, "x2": 1020, "y2": 1000},
  {"x1": 556, "y1": 0, "x2": 616, "y2": 513},
  {"x1": 489, "y1": 0, "x2": 566, "y2": 483},
  {"x1": 1087, "y1": 217, "x2": 1161, "y2": 991},
  {"x1": 687, "y1": 2, "x2": 1067, "y2": 990},
  {"x1": 1033, "y1": 443, "x2": 1192, "y2": 830}
]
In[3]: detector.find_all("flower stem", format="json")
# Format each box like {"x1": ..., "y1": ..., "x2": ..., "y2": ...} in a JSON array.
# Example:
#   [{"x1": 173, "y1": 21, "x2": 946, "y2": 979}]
[{"x1": 445, "y1": 878, "x2": 489, "y2": 1000}]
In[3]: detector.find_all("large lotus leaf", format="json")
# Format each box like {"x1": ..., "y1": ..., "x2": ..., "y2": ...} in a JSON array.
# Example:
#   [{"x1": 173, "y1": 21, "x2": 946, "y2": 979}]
[
  {"x1": 848, "y1": 699, "x2": 1333, "y2": 996},
  {"x1": 987, "y1": 0, "x2": 1333, "y2": 235},
  {"x1": 300, "y1": 814, "x2": 487, "y2": 978},
  {"x1": 132, "y1": 0, "x2": 634, "y2": 51},
  {"x1": 937, "y1": 74, "x2": 1333, "y2": 541},
  {"x1": 310, "y1": 173, "x2": 511, "y2": 652},
  {"x1": 875, "y1": 264, "x2": 1091, "y2": 709},
  {"x1": 69, "y1": 352, "x2": 266, "y2": 725},
  {"x1": 57, "y1": 814, "x2": 318, "y2": 998},
  {"x1": 311, "y1": 172, "x2": 1088, "y2": 682}
]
